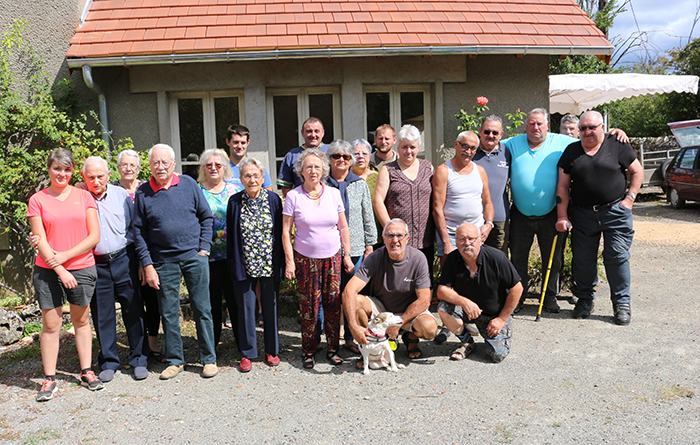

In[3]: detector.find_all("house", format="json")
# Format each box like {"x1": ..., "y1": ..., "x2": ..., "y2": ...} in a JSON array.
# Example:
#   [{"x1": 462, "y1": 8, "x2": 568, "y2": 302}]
[{"x1": 66, "y1": 0, "x2": 611, "y2": 177}]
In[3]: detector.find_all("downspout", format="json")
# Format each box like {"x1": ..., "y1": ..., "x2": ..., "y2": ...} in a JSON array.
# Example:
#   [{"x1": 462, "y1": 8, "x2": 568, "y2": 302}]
[{"x1": 82, "y1": 65, "x2": 111, "y2": 151}]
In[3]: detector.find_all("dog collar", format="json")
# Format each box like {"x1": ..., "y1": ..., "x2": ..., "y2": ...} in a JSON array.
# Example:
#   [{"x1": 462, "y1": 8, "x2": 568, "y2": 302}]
[{"x1": 366, "y1": 328, "x2": 387, "y2": 343}]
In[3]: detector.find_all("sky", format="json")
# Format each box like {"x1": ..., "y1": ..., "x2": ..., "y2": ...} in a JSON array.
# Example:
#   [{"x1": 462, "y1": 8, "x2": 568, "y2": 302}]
[{"x1": 609, "y1": 0, "x2": 699, "y2": 66}]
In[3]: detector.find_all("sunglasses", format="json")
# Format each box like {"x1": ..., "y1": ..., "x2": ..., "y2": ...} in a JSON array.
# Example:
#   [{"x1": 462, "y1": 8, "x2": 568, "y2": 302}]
[
  {"x1": 456, "y1": 141, "x2": 478, "y2": 151},
  {"x1": 482, "y1": 130, "x2": 500, "y2": 136},
  {"x1": 205, "y1": 162, "x2": 223, "y2": 169},
  {"x1": 330, "y1": 154, "x2": 352, "y2": 161},
  {"x1": 578, "y1": 123, "x2": 602, "y2": 132}
]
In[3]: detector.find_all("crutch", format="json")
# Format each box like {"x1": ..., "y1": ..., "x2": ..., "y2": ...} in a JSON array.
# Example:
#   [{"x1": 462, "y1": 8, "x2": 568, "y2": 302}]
[{"x1": 535, "y1": 224, "x2": 570, "y2": 322}]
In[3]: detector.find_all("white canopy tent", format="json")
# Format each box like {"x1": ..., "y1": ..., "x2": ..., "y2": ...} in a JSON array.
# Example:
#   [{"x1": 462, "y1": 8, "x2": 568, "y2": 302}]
[{"x1": 549, "y1": 73, "x2": 699, "y2": 115}]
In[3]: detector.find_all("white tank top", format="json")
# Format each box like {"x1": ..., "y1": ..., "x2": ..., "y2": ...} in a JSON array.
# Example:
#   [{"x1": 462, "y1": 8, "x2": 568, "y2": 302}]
[{"x1": 443, "y1": 160, "x2": 484, "y2": 234}]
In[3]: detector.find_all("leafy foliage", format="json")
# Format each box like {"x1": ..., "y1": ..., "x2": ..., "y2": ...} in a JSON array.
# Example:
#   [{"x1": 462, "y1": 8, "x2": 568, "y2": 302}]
[{"x1": 455, "y1": 97, "x2": 527, "y2": 137}]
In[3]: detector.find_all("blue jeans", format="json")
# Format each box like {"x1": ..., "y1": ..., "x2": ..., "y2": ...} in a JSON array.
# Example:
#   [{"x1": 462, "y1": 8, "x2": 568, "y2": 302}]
[
  {"x1": 509, "y1": 206, "x2": 564, "y2": 299},
  {"x1": 569, "y1": 203, "x2": 634, "y2": 305},
  {"x1": 155, "y1": 254, "x2": 216, "y2": 366}
]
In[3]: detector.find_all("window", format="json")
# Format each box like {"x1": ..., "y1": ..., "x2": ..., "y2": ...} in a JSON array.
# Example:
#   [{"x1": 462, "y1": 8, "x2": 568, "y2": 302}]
[
  {"x1": 678, "y1": 148, "x2": 698, "y2": 169},
  {"x1": 267, "y1": 87, "x2": 340, "y2": 175},
  {"x1": 364, "y1": 85, "x2": 432, "y2": 159},
  {"x1": 169, "y1": 91, "x2": 244, "y2": 169}
]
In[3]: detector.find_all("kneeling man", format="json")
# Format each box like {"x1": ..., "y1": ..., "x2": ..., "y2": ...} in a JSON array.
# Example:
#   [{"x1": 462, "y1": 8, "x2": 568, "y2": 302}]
[
  {"x1": 437, "y1": 223, "x2": 522, "y2": 362},
  {"x1": 343, "y1": 218, "x2": 438, "y2": 359}
]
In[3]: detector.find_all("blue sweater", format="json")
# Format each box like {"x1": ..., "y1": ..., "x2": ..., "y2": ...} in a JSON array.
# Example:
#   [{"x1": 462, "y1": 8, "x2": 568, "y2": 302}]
[{"x1": 133, "y1": 175, "x2": 214, "y2": 266}]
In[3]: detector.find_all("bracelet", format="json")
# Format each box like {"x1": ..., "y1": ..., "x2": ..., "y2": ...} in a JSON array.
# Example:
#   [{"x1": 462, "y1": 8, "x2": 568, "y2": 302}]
[
  {"x1": 484, "y1": 221, "x2": 494, "y2": 227},
  {"x1": 343, "y1": 253, "x2": 351, "y2": 257},
  {"x1": 626, "y1": 192, "x2": 636, "y2": 200}
]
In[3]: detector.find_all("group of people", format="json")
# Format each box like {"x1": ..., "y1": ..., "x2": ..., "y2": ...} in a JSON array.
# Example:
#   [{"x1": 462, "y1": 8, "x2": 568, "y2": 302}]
[{"x1": 27, "y1": 107, "x2": 641, "y2": 401}]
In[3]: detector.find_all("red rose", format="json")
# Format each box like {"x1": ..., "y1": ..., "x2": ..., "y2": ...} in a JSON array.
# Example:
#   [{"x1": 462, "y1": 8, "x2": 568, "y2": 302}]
[{"x1": 476, "y1": 96, "x2": 489, "y2": 106}]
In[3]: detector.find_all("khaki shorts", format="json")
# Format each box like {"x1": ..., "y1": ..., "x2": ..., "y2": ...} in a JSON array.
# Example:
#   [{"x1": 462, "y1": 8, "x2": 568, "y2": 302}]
[{"x1": 366, "y1": 295, "x2": 434, "y2": 333}]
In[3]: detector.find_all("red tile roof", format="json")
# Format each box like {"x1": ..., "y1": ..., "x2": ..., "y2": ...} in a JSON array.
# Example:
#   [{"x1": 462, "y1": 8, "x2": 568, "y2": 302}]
[{"x1": 66, "y1": 0, "x2": 612, "y2": 66}]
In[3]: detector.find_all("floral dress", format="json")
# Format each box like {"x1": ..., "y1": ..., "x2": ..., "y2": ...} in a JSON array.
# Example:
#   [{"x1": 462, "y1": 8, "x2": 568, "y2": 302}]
[{"x1": 240, "y1": 192, "x2": 274, "y2": 277}]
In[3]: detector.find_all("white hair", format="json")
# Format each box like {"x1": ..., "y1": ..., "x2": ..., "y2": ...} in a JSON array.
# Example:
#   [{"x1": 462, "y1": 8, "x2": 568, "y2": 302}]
[
  {"x1": 81, "y1": 156, "x2": 109, "y2": 174},
  {"x1": 148, "y1": 143, "x2": 175, "y2": 162}
]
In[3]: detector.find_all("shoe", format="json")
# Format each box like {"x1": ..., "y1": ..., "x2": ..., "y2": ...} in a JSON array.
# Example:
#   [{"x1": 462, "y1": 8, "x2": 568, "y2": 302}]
[
  {"x1": 572, "y1": 299, "x2": 595, "y2": 319},
  {"x1": 543, "y1": 298, "x2": 560, "y2": 314},
  {"x1": 613, "y1": 303, "x2": 631, "y2": 325},
  {"x1": 98, "y1": 369, "x2": 115, "y2": 382},
  {"x1": 433, "y1": 326, "x2": 451, "y2": 345},
  {"x1": 239, "y1": 358, "x2": 252, "y2": 372},
  {"x1": 450, "y1": 338, "x2": 476, "y2": 361},
  {"x1": 159, "y1": 364, "x2": 184, "y2": 380},
  {"x1": 80, "y1": 370, "x2": 104, "y2": 391},
  {"x1": 134, "y1": 367, "x2": 148, "y2": 380},
  {"x1": 36, "y1": 379, "x2": 58, "y2": 402},
  {"x1": 266, "y1": 354, "x2": 280, "y2": 366},
  {"x1": 202, "y1": 363, "x2": 218, "y2": 378},
  {"x1": 568, "y1": 295, "x2": 579, "y2": 306}
]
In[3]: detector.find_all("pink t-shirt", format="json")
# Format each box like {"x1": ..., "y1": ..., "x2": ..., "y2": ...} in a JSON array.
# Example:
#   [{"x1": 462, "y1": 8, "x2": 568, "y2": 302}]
[
  {"x1": 283, "y1": 185, "x2": 344, "y2": 259},
  {"x1": 27, "y1": 187, "x2": 97, "y2": 270}
]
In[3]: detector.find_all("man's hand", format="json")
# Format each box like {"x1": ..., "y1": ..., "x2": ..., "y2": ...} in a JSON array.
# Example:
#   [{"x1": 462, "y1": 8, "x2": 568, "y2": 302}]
[
  {"x1": 486, "y1": 317, "x2": 506, "y2": 338},
  {"x1": 443, "y1": 241, "x2": 455, "y2": 256},
  {"x1": 480, "y1": 223, "x2": 493, "y2": 242},
  {"x1": 609, "y1": 128, "x2": 629, "y2": 144},
  {"x1": 461, "y1": 299, "x2": 483, "y2": 320},
  {"x1": 555, "y1": 219, "x2": 572, "y2": 232},
  {"x1": 350, "y1": 324, "x2": 370, "y2": 345},
  {"x1": 386, "y1": 325, "x2": 400, "y2": 340},
  {"x1": 58, "y1": 270, "x2": 77, "y2": 289},
  {"x1": 620, "y1": 195, "x2": 634, "y2": 210},
  {"x1": 144, "y1": 264, "x2": 160, "y2": 290},
  {"x1": 28, "y1": 232, "x2": 41, "y2": 250}
]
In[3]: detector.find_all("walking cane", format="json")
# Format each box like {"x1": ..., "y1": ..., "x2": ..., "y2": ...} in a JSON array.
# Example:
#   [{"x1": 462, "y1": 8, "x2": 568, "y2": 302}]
[{"x1": 536, "y1": 223, "x2": 570, "y2": 322}]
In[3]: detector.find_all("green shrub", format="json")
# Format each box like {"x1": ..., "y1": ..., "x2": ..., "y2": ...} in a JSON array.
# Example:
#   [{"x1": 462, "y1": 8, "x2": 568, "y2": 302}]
[
  {"x1": 0, "y1": 296, "x2": 22, "y2": 307},
  {"x1": 21, "y1": 322, "x2": 41, "y2": 337}
]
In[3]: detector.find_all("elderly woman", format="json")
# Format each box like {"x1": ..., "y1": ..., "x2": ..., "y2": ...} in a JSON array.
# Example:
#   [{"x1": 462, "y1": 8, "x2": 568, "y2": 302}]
[
  {"x1": 282, "y1": 148, "x2": 354, "y2": 369},
  {"x1": 326, "y1": 139, "x2": 377, "y2": 353},
  {"x1": 350, "y1": 138, "x2": 378, "y2": 193},
  {"x1": 28, "y1": 149, "x2": 102, "y2": 401},
  {"x1": 374, "y1": 125, "x2": 435, "y2": 356},
  {"x1": 227, "y1": 158, "x2": 283, "y2": 372},
  {"x1": 198, "y1": 148, "x2": 242, "y2": 347},
  {"x1": 112, "y1": 149, "x2": 164, "y2": 361}
]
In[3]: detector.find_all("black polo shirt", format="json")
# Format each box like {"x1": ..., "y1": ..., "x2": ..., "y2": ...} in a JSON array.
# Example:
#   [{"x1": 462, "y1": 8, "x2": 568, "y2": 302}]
[{"x1": 439, "y1": 244, "x2": 520, "y2": 317}]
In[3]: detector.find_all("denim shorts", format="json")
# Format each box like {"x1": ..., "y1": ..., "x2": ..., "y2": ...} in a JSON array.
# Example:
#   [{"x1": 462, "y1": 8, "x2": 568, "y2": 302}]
[{"x1": 33, "y1": 265, "x2": 97, "y2": 310}]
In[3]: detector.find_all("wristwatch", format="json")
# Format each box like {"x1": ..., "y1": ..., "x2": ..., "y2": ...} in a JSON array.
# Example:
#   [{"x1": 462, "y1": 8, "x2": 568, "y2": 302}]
[
  {"x1": 484, "y1": 221, "x2": 494, "y2": 227},
  {"x1": 626, "y1": 192, "x2": 636, "y2": 200}
]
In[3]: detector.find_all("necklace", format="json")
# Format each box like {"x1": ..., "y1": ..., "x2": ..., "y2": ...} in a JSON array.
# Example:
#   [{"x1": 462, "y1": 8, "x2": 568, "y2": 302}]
[{"x1": 302, "y1": 183, "x2": 324, "y2": 200}]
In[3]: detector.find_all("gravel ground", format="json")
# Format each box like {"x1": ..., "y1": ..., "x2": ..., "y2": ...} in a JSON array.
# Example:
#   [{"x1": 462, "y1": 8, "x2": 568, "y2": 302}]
[{"x1": 1, "y1": 192, "x2": 698, "y2": 444}]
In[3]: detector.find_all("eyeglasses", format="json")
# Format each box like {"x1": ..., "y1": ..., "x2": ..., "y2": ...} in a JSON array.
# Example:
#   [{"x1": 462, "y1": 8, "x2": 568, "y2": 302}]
[
  {"x1": 205, "y1": 162, "x2": 223, "y2": 169},
  {"x1": 456, "y1": 236, "x2": 480, "y2": 245},
  {"x1": 330, "y1": 154, "x2": 352, "y2": 161},
  {"x1": 456, "y1": 141, "x2": 478, "y2": 151},
  {"x1": 578, "y1": 123, "x2": 602, "y2": 132},
  {"x1": 151, "y1": 160, "x2": 173, "y2": 168},
  {"x1": 384, "y1": 233, "x2": 406, "y2": 240},
  {"x1": 354, "y1": 152, "x2": 369, "y2": 158},
  {"x1": 242, "y1": 173, "x2": 261, "y2": 180},
  {"x1": 482, "y1": 130, "x2": 500, "y2": 136},
  {"x1": 118, "y1": 163, "x2": 139, "y2": 170}
]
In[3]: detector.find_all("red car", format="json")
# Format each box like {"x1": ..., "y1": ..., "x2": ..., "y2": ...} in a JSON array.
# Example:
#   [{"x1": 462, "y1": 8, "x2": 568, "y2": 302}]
[{"x1": 665, "y1": 120, "x2": 700, "y2": 208}]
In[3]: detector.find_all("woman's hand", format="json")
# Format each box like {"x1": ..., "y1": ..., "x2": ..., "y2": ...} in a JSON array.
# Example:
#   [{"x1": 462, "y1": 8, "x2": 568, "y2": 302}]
[
  {"x1": 285, "y1": 262, "x2": 296, "y2": 280},
  {"x1": 46, "y1": 251, "x2": 70, "y2": 268},
  {"x1": 58, "y1": 270, "x2": 78, "y2": 289},
  {"x1": 343, "y1": 255, "x2": 355, "y2": 274}
]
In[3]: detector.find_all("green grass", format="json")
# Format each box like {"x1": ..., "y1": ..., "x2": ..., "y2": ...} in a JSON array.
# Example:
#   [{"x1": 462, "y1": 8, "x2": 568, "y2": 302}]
[
  {"x1": 21, "y1": 428, "x2": 61, "y2": 445},
  {"x1": 661, "y1": 384, "x2": 694, "y2": 400}
]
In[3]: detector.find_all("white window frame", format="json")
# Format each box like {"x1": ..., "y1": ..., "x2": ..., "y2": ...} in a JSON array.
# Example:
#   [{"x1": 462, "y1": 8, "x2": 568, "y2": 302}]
[
  {"x1": 266, "y1": 86, "x2": 342, "y2": 177},
  {"x1": 363, "y1": 84, "x2": 432, "y2": 163},
  {"x1": 168, "y1": 90, "x2": 245, "y2": 171}
]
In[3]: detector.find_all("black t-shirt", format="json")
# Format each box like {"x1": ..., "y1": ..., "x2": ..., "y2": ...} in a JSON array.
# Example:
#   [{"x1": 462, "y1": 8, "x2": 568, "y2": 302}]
[
  {"x1": 439, "y1": 245, "x2": 520, "y2": 317},
  {"x1": 558, "y1": 134, "x2": 637, "y2": 207}
]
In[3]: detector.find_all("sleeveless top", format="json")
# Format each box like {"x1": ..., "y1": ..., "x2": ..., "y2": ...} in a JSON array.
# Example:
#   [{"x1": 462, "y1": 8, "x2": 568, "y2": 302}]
[
  {"x1": 443, "y1": 160, "x2": 484, "y2": 235},
  {"x1": 385, "y1": 158, "x2": 434, "y2": 249}
]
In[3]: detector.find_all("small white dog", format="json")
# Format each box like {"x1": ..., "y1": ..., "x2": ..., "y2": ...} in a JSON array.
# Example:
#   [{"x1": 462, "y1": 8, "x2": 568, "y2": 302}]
[{"x1": 359, "y1": 312, "x2": 406, "y2": 375}]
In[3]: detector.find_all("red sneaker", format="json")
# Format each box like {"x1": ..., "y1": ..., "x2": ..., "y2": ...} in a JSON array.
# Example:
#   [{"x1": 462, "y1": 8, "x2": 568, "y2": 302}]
[
  {"x1": 239, "y1": 358, "x2": 252, "y2": 372},
  {"x1": 266, "y1": 354, "x2": 280, "y2": 366}
]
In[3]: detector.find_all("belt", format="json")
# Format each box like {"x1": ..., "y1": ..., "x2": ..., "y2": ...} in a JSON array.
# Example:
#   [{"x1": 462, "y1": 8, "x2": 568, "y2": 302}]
[
  {"x1": 575, "y1": 196, "x2": 624, "y2": 212},
  {"x1": 94, "y1": 246, "x2": 127, "y2": 263}
]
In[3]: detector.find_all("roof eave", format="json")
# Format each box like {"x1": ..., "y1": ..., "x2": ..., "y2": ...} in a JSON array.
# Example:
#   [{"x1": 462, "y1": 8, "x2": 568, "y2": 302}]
[{"x1": 66, "y1": 45, "x2": 614, "y2": 68}]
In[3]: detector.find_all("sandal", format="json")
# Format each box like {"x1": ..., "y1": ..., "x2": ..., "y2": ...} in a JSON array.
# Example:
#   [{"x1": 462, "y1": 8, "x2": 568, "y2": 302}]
[
  {"x1": 402, "y1": 332, "x2": 422, "y2": 360},
  {"x1": 450, "y1": 340, "x2": 476, "y2": 361},
  {"x1": 326, "y1": 350, "x2": 343, "y2": 365},
  {"x1": 303, "y1": 354, "x2": 315, "y2": 369},
  {"x1": 149, "y1": 350, "x2": 167, "y2": 363},
  {"x1": 343, "y1": 341, "x2": 361, "y2": 355}
]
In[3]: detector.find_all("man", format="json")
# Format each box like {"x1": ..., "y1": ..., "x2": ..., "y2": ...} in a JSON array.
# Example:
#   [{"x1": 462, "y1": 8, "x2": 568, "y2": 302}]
[
  {"x1": 437, "y1": 223, "x2": 522, "y2": 362},
  {"x1": 81, "y1": 157, "x2": 148, "y2": 382},
  {"x1": 276, "y1": 117, "x2": 329, "y2": 197},
  {"x1": 472, "y1": 115, "x2": 510, "y2": 252},
  {"x1": 343, "y1": 218, "x2": 438, "y2": 360},
  {"x1": 133, "y1": 144, "x2": 218, "y2": 380},
  {"x1": 504, "y1": 108, "x2": 577, "y2": 314},
  {"x1": 555, "y1": 111, "x2": 642, "y2": 324},
  {"x1": 433, "y1": 130, "x2": 494, "y2": 264},
  {"x1": 225, "y1": 124, "x2": 273, "y2": 191},
  {"x1": 370, "y1": 124, "x2": 397, "y2": 169},
  {"x1": 560, "y1": 114, "x2": 580, "y2": 138}
]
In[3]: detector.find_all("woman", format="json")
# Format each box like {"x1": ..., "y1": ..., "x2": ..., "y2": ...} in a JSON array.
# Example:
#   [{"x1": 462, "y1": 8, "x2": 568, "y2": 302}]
[
  {"x1": 28, "y1": 149, "x2": 102, "y2": 402},
  {"x1": 350, "y1": 138, "x2": 378, "y2": 194},
  {"x1": 198, "y1": 148, "x2": 242, "y2": 348},
  {"x1": 113, "y1": 149, "x2": 163, "y2": 362},
  {"x1": 282, "y1": 148, "x2": 354, "y2": 369},
  {"x1": 373, "y1": 124, "x2": 435, "y2": 359},
  {"x1": 326, "y1": 140, "x2": 377, "y2": 354},
  {"x1": 227, "y1": 158, "x2": 283, "y2": 372}
]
